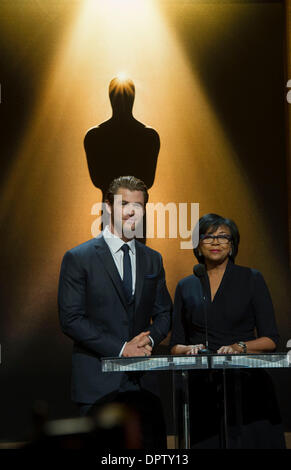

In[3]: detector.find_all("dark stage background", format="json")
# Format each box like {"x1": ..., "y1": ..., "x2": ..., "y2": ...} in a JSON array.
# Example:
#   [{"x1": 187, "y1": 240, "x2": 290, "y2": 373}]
[{"x1": 0, "y1": 0, "x2": 290, "y2": 442}]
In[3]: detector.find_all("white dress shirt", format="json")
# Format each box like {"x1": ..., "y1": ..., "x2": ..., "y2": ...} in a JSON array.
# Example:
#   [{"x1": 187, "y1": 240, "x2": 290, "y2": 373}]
[
  {"x1": 103, "y1": 226, "x2": 153, "y2": 356},
  {"x1": 103, "y1": 225, "x2": 136, "y2": 295}
]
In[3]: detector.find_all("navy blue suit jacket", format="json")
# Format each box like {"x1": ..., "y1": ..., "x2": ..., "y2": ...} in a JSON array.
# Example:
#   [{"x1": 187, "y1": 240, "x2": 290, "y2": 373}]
[{"x1": 58, "y1": 235, "x2": 172, "y2": 404}]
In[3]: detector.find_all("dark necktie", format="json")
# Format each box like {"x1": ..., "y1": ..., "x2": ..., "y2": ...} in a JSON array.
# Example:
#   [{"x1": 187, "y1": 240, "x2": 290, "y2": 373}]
[{"x1": 121, "y1": 244, "x2": 132, "y2": 302}]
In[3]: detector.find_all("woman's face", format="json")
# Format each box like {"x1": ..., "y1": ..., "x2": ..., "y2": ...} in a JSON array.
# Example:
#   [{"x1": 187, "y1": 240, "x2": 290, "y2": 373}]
[{"x1": 199, "y1": 225, "x2": 232, "y2": 265}]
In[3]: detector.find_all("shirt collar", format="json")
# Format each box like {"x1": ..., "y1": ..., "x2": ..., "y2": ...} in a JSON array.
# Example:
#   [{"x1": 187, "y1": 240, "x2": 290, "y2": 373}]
[{"x1": 103, "y1": 225, "x2": 136, "y2": 254}]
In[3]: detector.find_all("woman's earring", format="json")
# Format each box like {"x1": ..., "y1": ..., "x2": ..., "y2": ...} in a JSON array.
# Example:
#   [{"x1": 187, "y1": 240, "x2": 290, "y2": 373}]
[
  {"x1": 229, "y1": 250, "x2": 232, "y2": 257},
  {"x1": 198, "y1": 250, "x2": 202, "y2": 256}
]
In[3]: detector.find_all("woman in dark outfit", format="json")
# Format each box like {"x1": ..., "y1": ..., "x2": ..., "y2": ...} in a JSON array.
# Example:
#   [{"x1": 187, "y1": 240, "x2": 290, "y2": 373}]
[{"x1": 170, "y1": 213, "x2": 285, "y2": 449}]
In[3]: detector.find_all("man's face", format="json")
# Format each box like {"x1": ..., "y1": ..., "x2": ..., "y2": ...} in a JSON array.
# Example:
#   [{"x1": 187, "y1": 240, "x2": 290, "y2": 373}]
[{"x1": 107, "y1": 187, "x2": 145, "y2": 240}]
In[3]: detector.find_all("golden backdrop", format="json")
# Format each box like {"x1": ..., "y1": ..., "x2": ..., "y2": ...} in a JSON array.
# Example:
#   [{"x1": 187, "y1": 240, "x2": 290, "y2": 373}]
[{"x1": 0, "y1": 1, "x2": 290, "y2": 352}]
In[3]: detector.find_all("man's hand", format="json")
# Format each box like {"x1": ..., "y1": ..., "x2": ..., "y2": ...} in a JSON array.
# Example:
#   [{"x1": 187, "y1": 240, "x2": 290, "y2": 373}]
[
  {"x1": 132, "y1": 331, "x2": 151, "y2": 347},
  {"x1": 122, "y1": 331, "x2": 152, "y2": 357}
]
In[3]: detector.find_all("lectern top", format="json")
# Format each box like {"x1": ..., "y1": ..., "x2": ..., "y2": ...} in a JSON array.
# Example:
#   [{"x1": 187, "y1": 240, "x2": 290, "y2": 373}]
[{"x1": 101, "y1": 353, "x2": 290, "y2": 372}]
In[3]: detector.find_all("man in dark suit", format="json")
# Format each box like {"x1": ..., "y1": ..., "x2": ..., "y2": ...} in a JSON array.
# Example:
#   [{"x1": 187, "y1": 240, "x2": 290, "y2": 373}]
[{"x1": 58, "y1": 176, "x2": 172, "y2": 445}]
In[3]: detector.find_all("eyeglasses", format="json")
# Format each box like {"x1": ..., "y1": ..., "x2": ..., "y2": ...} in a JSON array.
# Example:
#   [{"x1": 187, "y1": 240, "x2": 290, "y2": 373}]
[{"x1": 200, "y1": 234, "x2": 232, "y2": 245}]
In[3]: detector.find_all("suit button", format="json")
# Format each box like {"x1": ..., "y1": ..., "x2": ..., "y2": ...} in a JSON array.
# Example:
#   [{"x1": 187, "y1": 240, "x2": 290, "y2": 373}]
[{"x1": 122, "y1": 320, "x2": 129, "y2": 326}]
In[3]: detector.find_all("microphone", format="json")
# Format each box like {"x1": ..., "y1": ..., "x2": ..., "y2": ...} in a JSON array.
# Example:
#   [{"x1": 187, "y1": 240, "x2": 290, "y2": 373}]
[
  {"x1": 193, "y1": 263, "x2": 206, "y2": 279},
  {"x1": 193, "y1": 264, "x2": 211, "y2": 354}
]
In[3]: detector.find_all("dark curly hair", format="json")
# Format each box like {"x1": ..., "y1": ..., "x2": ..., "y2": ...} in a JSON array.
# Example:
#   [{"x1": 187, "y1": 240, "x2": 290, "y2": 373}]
[{"x1": 193, "y1": 213, "x2": 240, "y2": 263}]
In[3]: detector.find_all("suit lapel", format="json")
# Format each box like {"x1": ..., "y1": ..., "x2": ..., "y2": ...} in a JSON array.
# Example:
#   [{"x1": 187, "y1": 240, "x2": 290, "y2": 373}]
[
  {"x1": 135, "y1": 242, "x2": 146, "y2": 312},
  {"x1": 94, "y1": 236, "x2": 129, "y2": 312}
]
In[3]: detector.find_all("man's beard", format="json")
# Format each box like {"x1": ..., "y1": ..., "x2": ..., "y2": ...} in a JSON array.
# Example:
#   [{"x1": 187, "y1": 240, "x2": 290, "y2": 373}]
[{"x1": 111, "y1": 214, "x2": 145, "y2": 239}]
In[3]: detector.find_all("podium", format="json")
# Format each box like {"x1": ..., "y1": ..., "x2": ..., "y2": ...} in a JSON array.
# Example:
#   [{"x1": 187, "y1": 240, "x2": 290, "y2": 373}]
[{"x1": 102, "y1": 353, "x2": 291, "y2": 448}]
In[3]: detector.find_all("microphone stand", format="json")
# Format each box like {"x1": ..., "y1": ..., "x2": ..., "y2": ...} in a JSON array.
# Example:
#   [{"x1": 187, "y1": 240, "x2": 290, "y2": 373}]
[
  {"x1": 198, "y1": 293, "x2": 211, "y2": 355},
  {"x1": 193, "y1": 265, "x2": 211, "y2": 355},
  {"x1": 193, "y1": 264, "x2": 229, "y2": 448}
]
